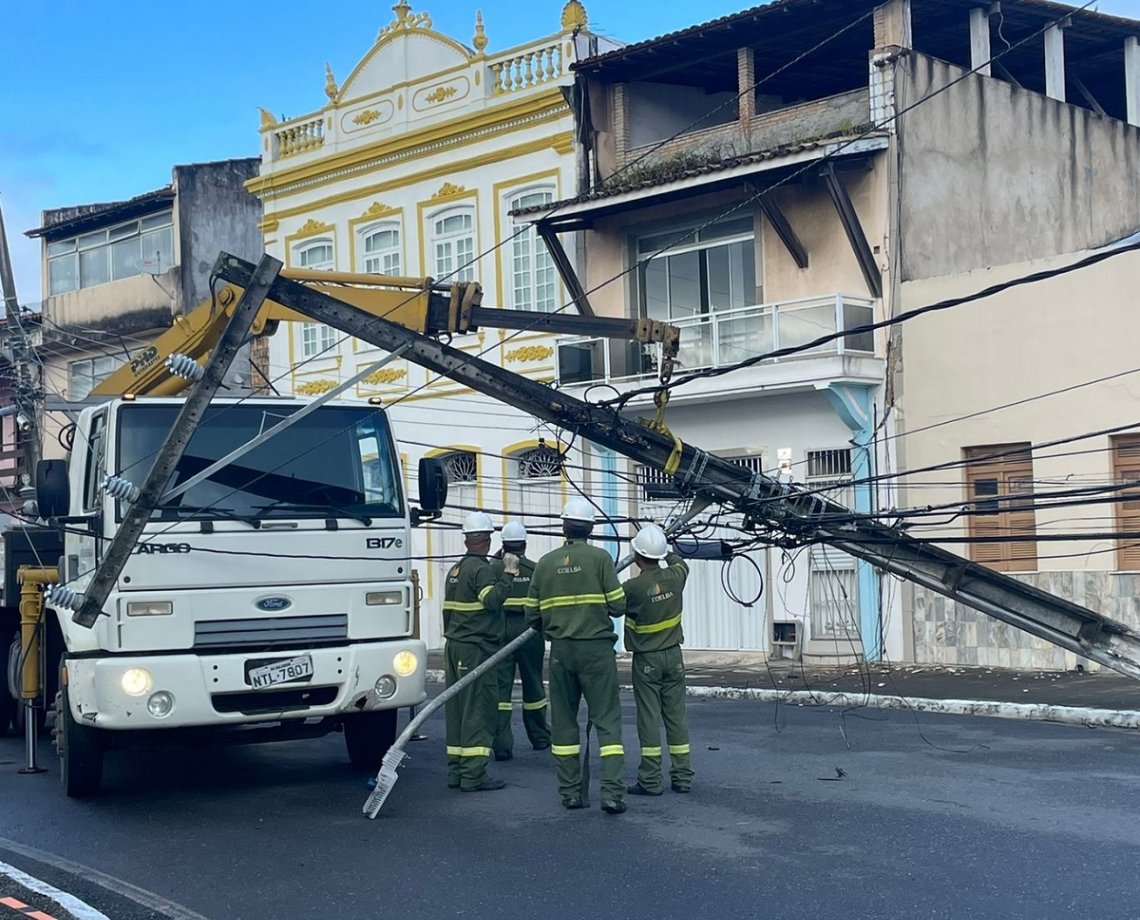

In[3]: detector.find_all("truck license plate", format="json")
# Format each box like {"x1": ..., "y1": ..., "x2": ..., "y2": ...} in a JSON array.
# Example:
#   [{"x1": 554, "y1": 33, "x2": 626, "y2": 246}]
[{"x1": 247, "y1": 654, "x2": 314, "y2": 689}]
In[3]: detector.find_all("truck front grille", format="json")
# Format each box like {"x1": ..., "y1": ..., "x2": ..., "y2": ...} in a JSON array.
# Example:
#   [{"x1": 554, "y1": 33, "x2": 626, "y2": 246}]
[
  {"x1": 212, "y1": 685, "x2": 339, "y2": 715},
  {"x1": 193, "y1": 614, "x2": 349, "y2": 650}
]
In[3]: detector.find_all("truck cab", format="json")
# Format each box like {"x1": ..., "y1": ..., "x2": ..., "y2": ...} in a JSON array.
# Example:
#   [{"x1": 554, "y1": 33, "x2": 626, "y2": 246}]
[{"x1": 41, "y1": 396, "x2": 434, "y2": 795}]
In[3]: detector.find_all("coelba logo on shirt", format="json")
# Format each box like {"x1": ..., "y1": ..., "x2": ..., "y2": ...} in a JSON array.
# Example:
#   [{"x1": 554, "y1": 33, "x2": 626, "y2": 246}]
[{"x1": 556, "y1": 554, "x2": 582, "y2": 575}]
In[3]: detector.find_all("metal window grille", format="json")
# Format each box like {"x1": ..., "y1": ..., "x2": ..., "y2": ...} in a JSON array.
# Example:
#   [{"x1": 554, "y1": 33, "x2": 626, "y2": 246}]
[
  {"x1": 516, "y1": 444, "x2": 562, "y2": 479},
  {"x1": 443, "y1": 450, "x2": 477, "y2": 483}
]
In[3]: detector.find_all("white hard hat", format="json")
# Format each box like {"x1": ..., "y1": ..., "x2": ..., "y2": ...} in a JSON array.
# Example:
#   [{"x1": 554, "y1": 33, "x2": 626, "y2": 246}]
[
  {"x1": 501, "y1": 521, "x2": 527, "y2": 542},
  {"x1": 561, "y1": 496, "x2": 596, "y2": 523},
  {"x1": 462, "y1": 511, "x2": 494, "y2": 534},
  {"x1": 631, "y1": 524, "x2": 668, "y2": 560}
]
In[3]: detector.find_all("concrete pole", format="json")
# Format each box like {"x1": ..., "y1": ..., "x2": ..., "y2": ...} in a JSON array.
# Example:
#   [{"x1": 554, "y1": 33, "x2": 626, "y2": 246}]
[
  {"x1": 1044, "y1": 24, "x2": 1066, "y2": 102},
  {"x1": 969, "y1": 7, "x2": 991, "y2": 77},
  {"x1": 1125, "y1": 36, "x2": 1140, "y2": 127}
]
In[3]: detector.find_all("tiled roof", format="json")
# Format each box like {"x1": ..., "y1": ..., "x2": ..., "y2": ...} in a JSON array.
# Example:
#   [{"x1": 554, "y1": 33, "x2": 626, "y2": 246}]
[{"x1": 512, "y1": 131, "x2": 879, "y2": 217}]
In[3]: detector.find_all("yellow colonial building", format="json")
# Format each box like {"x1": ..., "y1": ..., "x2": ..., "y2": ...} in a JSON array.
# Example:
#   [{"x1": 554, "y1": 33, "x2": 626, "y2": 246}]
[{"x1": 249, "y1": 1, "x2": 615, "y2": 648}]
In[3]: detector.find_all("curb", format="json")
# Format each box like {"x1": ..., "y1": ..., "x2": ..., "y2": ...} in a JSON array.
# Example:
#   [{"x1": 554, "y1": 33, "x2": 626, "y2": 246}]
[{"x1": 424, "y1": 669, "x2": 1140, "y2": 730}]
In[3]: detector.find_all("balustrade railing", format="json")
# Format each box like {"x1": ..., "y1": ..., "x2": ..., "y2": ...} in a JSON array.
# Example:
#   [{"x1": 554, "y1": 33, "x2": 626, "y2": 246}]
[
  {"x1": 556, "y1": 295, "x2": 876, "y2": 386},
  {"x1": 488, "y1": 42, "x2": 563, "y2": 94}
]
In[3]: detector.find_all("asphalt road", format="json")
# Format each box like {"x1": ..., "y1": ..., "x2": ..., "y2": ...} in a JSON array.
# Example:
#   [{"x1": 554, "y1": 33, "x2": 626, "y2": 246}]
[{"x1": 1, "y1": 695, "x2": 1139, "y2": 920}]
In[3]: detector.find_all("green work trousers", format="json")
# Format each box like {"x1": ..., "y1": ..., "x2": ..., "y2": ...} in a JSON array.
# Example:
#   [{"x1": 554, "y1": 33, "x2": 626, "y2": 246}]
[
  {"x1": 548, "y1": 638, "x2": 625, "y2": 803},
  {"x1": 444, "y1": 638, "x2": 496, "y2": 790},
  {"x1": 493, "y1": 615, "x2": 551, "y2": 755},
  {"x1": 632, "y1": 645, "x2": 693, "y2": 792}
]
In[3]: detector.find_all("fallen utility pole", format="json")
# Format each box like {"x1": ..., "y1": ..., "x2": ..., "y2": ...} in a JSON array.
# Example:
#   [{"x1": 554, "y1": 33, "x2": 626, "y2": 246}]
[
  {"x1": 71, "y1": 255, "x2": 281, "y2": 628},
  {"x1": 213, "y1": 253, "x2": 1140, "y2": 682}
]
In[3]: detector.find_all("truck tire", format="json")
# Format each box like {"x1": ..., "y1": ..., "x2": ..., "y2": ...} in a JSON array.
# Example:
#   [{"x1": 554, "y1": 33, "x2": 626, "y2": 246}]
[
  {"x1": 54, "y1": 664, "x2": 104, "y2": 798},
  {"x1": 0, "y1": 631, "x2": 17, "y2": 736},
  {"x1": 343, "y1": 709, "x2": 398, "y2": 771}
]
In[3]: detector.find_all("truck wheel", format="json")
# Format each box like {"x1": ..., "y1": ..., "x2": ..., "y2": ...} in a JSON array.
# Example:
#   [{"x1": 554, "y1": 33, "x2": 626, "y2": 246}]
[
  {"x1": 54, "y1": 665, "x2": 104, "y2": 798},
  {"x1": 0, "y1": 632, "x2": 17, "y2": 736},
  {"x1": 343, "y1": 709, "x2": 398, "y2": 771}
]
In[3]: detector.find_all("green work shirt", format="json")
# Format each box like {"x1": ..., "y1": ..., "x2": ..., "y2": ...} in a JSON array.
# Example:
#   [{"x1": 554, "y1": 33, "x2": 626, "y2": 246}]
[
  {"x1": 623, "y1": 552, "x2": 689, "y2": 653},
  {"x1": 490, "y1": 554, "x2": 535, "y2": 620},
  {"x1": 525, "y1": 538, "x2": 626, "y2": 641},
  {"x1": 442, "y1": 553, "x2": 514, "y2": 647}
]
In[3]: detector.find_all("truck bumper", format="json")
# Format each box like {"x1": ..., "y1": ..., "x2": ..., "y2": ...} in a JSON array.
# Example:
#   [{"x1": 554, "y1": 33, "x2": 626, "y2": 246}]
[{"x1": 64, "y1": 640, "x2": 428, "y2": 730}]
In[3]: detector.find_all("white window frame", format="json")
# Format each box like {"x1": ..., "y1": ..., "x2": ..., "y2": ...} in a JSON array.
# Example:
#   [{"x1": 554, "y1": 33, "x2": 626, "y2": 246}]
[
  {"x1": 47, "y1": 210, "x2": 174, "y2": 295},
  {"x1": 68, "y1": 355, "x2": 119, "y2": 400},
  {"x1": 358, "y1": 221, "x2": 402, "y2": 276},
  {"x1": 507, "y1": 187, "x2": 557, "y2": 312},
  {"x1": 293, "y1": 238, "x2": 338, "y2": 359},
  {"x1": 429, "y1": 207, "x2": 476, "y2": 283},
  {"x1": 804, "y1": 446, "x2": 859, "y2": 641}
]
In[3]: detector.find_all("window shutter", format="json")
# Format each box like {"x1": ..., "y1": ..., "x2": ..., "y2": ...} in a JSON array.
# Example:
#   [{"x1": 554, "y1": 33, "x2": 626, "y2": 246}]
[
  {"x1": 1114, "y1": 436, "x2": 1140, "y2": 570},
  {"x1": 964, "y1": 445, "x2": 1037, "y2": 572}
]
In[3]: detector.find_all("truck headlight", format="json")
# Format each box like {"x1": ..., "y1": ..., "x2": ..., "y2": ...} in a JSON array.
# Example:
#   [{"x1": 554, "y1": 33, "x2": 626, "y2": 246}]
[
  {"x1": 127, "y1": 601, "x2": 173, "y2": 617},
  {"x1": 366, "y1": 591, "x2": 403, "y2": 607},
  {"x1": 393, "y1": 650, "x2": 418, "y2": 677},
  {"x1": 147, "y1": 691, "x2": 174, "y2": 718},
  {"x1": 121, "y1": 668, "x2": 153, "y2": 696}
]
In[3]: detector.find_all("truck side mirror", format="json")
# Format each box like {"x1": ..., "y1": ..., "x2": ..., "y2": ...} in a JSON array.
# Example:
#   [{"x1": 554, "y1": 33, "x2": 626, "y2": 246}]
[
  {"x1": 417, "y1": 457, "x2": 448, "y2": 513},
  {"x1": 36, "y1": 459, "x2": 70, "y2": 519}
]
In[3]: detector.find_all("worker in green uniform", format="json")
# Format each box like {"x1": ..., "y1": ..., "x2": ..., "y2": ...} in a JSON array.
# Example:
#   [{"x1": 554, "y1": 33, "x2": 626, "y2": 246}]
[
  {"x1": 622, "y1": 524, "x2": 694, "y2": 795},
  {"x1": 492, "y1": 520, "x2": 551, "y2": 760},
  {"x1": 443, "y1": 511, "x2": 518, "y2": 792},
  {"x1": 525, "y1": 497, "x2": 628, "y2": 814}
]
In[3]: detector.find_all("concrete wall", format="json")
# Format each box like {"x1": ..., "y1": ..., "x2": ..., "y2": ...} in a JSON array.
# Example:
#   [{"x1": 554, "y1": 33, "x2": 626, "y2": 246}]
[
  {"x1": 897, "y1": 53, "x2": 1140, "y2": 281},
  {"x1": 42, "y1": 272, "x2": 174, "y2": 340},
  {"x1": 896, "y1": 245, "x2": 1140, "y2": 668},
  {"x1": 173, "y1": 159, "x2": 262, "y2": 315}
]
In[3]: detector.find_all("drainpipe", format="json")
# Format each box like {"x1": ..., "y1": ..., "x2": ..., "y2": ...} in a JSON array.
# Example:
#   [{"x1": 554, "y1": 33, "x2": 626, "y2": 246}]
[{"x1": 824, "y1": 382, "x2": 881, "y2": 661}]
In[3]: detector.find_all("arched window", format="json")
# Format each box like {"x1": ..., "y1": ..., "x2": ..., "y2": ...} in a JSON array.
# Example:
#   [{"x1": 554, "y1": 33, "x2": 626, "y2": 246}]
[
  {"x1": 430, "y1": 208, "x2": 476, "y2": 282},
  {"x1": 516, "y1": 443, "x2": 563, "y2": 479},
  {"x1": 508, "y1": 188, "x2": 556, "y2": 312},
  {"x1": 293, "y1": 238, "x2": 338, "y2": 358},
  {"x1": 360, "y1": 222, "x2": 401, "y2": 276},
  {"x1": 443, "y1": 450, "x2": 478, "y2": 484}
]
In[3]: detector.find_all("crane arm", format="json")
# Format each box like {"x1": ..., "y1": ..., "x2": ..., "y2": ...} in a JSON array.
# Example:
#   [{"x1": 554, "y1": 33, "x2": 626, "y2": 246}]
[
  {"x1": 92, "y1": 269, "x2": 677, "y2": 398},
  {"x1": 211, "y1": 252, "x2": 1140, "y2": 682}
]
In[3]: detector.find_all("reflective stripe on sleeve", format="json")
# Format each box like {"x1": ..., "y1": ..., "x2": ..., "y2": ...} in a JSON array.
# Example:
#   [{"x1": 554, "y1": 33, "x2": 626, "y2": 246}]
[
  {"x1": 497, "y1": 702, "x2": 514, "y2": 712},
  {"x1": 598, "y1": 744, "x2": 624, "y2": 757},
  {"x1": 443, "y1": 601, "x2": 484, "y2": 612},
  {"x1": 626, "y1": 613, "x2": 683, "y2": 634},
  {"x1": 668, "y1": 743, "x2": 690, "y2": 755},
  {"x1": 503, "y1": 598, "x2": 528, "y2": 608},
  {"x1": 446, "y1": 745, "x2": 463, "y2": 756},
  {"x1": 640, "y1": 746, "x2": 662, "y2": 757},
  {"x1": 477, "y1": 585, "x2": 494, "y2": 602},
  {"x1": 537, "y1": 593, "x2": 610, "y2": 611},
  {"x1": 522, "y1": 698, "x2": 548, "y2": 711},
  {"x1": 604, "y1": 587, "x2": 626, "y2": 602},
  {"x1": 551, "y1": 743, "x2": 581, "y2": 756}
]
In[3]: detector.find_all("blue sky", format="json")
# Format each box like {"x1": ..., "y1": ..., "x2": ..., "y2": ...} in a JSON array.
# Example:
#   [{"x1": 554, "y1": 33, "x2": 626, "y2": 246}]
[{"x1": 3, "y1": 0, "x2": 1140, "y2": 304}]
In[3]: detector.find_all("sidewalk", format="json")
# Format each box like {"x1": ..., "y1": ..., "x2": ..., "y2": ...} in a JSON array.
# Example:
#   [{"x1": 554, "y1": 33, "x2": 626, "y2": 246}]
[{"x1": 425, "y1": 649, "x2": 1140, "y2": 729}]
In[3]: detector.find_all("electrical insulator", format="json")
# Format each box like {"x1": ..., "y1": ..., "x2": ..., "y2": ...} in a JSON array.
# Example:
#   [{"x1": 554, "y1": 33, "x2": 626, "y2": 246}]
[
  {"x1": 45, "y1": 584, "x2": 81, "y2": 611},
  {"x1": 103, "y1": 475, "x2": 141, "y2": 503},
  {"x1": 165, "y1": 353, "x2": 204, "y2": 382}
]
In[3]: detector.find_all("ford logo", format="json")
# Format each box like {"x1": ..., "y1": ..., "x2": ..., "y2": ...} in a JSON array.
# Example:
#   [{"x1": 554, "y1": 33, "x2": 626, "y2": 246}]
[{"x1": 255, "y1": 596, "x2": 292, "y2": 612}]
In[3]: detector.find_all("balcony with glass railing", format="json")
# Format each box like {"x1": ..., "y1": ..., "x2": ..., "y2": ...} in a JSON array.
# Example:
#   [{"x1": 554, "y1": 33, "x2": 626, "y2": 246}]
[{"x1": 555, "y1": 294, "x2": 878, "y2": 390}]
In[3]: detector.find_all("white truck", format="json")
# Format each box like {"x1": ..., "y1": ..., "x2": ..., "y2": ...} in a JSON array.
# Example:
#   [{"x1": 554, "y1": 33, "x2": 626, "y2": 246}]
[{"x1": 30, "y1": 394, "x2": 444, "y2": 795}]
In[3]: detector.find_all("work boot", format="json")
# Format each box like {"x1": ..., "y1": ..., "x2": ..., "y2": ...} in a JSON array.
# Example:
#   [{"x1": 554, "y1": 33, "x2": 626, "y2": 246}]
[
  {"x1": 494, "y1": 750, "x2": 513, "y2": 762},
  {"x1": 461, "y1": 778, "x2": 507, "y2": 792},
  {"x1": 561, "y1": 796, "x2": 586, "y2": 810},
  {"x1": 601, "y1": 799, "x2": 627, "y2": 815},
  {"x1": 627, "y1": 782, "x2": 662, "y2": 796},
  {"x1": 671, "y1": 782, "x2": 691, "y2": 793}
]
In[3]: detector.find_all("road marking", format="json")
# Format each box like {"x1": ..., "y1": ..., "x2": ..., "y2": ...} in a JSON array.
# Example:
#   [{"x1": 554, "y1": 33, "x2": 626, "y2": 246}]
[
  {"x1": 0, "y1": 840, "x2": 211, "y2": 920},
  {"x1": 0, "y1": 860, "x2": 106, "y2": 920}
]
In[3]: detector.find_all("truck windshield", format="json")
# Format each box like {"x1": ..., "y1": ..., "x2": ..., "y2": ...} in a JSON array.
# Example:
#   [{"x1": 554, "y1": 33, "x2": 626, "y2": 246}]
[{"x1": 116, "y1": 404, "x2": 403, "y2": 522}]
